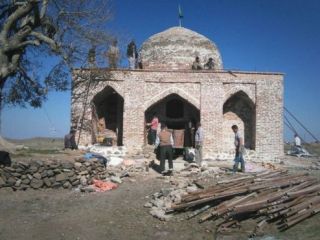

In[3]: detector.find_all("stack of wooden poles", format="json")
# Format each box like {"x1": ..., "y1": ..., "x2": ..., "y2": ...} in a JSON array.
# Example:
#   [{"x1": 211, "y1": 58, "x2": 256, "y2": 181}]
[{"x1": 170, "y1": 170, "x2": 320, "y2": 235}]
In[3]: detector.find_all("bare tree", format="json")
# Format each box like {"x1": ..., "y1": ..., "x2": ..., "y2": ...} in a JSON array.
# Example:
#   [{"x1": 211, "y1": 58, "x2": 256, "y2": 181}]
[{"x1": 0, "y1": 0, "x2": 114, "y2": 111}]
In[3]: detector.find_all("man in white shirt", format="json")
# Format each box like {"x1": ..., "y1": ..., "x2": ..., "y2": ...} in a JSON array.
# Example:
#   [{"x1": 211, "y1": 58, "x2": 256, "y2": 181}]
[
  {"x1": 294, "y1": 133, "x2": 303, "y2": 154},
  {"x1": 232, "y1": 125, "x2": 245, "y2": 173},
  {"x1": 294, "y1": 134, "x2": 301, "y2": 147},
  {"x1": 195, "y1": 122, "x2": 204, "y2": 166}
]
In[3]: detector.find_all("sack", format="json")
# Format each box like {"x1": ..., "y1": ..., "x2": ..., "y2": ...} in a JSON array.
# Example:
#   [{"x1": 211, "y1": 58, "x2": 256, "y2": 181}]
[{"x1": 184, "y1": 148, "x2": 195, "y2": 161}]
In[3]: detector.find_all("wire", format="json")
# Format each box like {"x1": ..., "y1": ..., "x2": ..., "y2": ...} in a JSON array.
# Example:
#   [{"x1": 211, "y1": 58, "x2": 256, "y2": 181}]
[
  {"x1": 284, "y1": 107, "x2": 319, "y2": 142},
  {"x1": 42, "y1": 106, "x2": 58, "y2": 137},
  {"x1": 284, "y1": 115, "x2": 297, "y2": 134}
]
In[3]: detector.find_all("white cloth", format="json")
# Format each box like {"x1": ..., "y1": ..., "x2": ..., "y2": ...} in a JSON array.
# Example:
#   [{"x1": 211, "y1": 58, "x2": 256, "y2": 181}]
[
  {"x1": 195, "y1": 127, "x2": 204, "y2": 143},
  {"x1": 128, "y1": 56, "x2": 136, "y2": 69},
  {"x1": 294, "y1": 136, "x2": 301, "y2": 146}
]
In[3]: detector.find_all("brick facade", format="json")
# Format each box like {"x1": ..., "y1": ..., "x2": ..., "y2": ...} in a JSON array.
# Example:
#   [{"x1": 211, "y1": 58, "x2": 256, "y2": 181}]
[{"x1": 71, "y1": 69, "x2": 284, "y2": 162}]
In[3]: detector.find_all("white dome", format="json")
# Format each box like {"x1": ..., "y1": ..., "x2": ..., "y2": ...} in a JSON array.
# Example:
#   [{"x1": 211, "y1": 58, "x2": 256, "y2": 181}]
[{"x1": 140, "y1": 27, "x2": 223, "y2": 70}]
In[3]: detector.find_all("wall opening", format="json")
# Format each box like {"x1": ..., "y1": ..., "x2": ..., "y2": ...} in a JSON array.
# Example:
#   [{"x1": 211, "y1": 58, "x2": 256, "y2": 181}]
[
  {"x1": 166, "y1": 99, "x2": 184, "y2": 118},
  {"x1": 223, "y1": 91, "x2": 256, "y2": 150},
  {"x1": 92, "y1": 86, "x2": 124, "y2": 146},
  {"x1": 145, "y1": 93, "x2": 200, "y2": 148}
]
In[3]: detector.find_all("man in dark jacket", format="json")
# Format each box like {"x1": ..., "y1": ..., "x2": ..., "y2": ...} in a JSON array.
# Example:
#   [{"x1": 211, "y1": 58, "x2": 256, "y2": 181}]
[
  {"x1": 127, "y1": 40, "x2": 138, "y2": 69},
  {"x1": 64, "y1": 129, "x2": 78, "y2": 150}
]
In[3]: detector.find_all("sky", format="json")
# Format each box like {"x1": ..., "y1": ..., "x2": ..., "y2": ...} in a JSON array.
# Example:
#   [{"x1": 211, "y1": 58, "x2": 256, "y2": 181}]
[{"x1": 1, "y1": 0, "x2": 320, "y2": 142}]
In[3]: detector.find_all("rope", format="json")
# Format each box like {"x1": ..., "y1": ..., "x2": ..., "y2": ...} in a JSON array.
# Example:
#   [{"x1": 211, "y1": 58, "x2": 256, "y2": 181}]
[
  {"x1": 284, "y1": 118, "x2": 295, "y2": 133},
  {"x1": 284, "y1": 115, "x2": 297, "y2": 134},
  {"x1": 284, "y1": 119, "x2": 306, "y2": 144},
  {"x1": 77, "y1": 70, "x2": 93, "y2": 145},
  {"x1": 42, "y1": 106, "x2": 58, "y2": 137},
  {"x1": 284, "y1": 107, "x2": 319, "y2": 142}
]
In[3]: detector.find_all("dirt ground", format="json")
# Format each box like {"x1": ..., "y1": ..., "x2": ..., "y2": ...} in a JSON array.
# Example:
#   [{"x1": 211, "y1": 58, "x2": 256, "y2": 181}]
[
  {"x1": 0, "y1": 173, "x2": 215, "y2": 240},
  {"x1": 1, "y1": 138, "x2": 320, "y2": 240}
]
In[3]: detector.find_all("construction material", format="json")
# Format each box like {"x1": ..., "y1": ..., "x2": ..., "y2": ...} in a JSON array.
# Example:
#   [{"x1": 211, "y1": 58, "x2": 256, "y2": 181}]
[{"x1": 149, "y1": 170, "x2": 320, "y2": 235}]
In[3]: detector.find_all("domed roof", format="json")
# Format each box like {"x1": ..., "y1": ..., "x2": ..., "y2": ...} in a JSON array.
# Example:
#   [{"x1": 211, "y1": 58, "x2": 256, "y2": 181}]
[{"x1": 140, "y1": 27, "x2": 223, "y2": 70}]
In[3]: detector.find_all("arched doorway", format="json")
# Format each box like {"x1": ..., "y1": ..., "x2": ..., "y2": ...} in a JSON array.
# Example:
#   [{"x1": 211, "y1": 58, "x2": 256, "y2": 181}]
[
  {"x1": 223, "y1": 91, "x2": 255, "y2": 150},
  {"x1": 145, "y1": 93, "x2": 200, "y2": 148},
  {"x1": 92, "y1": 86, "x2": 124, "y2": 146}
]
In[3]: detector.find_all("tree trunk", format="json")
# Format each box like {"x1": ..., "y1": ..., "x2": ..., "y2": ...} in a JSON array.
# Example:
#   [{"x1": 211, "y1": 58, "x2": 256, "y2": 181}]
[
  {"x1": 0, "y1": 80, "x2": 4, "y2": 135},
  {"x1": 0, "y1": 49, "x2": 11, "y2": 86}
]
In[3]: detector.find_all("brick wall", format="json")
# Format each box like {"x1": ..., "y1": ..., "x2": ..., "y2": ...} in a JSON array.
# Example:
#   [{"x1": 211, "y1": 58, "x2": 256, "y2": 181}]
[{"x1": 72, "y1": 69, "x2": 284, "y2": 161}]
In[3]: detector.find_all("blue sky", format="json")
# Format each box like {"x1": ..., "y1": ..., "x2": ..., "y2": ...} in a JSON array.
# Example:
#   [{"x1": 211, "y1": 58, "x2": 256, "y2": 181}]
[{"x1": 2, "y1": 0, "x2": 320, "y2": 142}]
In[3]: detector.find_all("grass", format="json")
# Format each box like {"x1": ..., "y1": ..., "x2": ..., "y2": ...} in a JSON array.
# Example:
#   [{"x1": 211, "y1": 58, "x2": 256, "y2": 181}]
[{"x1": 12, "y1": 148, "x2": 62, "y2": 157}]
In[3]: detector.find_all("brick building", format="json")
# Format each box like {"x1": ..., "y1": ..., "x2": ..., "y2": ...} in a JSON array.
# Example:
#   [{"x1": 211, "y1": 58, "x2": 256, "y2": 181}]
[{"x1": 72, "y1": 27, "x2": 284, "y2": 161}]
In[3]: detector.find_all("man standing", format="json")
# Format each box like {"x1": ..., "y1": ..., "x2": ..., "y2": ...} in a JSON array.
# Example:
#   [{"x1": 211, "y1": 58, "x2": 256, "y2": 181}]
[
  {"x1": 146, "y1": 113, "x2": 159, "y2": 145},
  {"x1": 232, "y1": 125, "x2": 245, "y2": 173},
  {"x1": 294, "y1": 134, "x2": 301, "y2": 147},
  {"x1": 107, "y1": 39, "x2": 120, "y2": 69},
  {"x1": 155, "y1": 123, "x2": 174, "y2": 174},
  {"x1": 294, "y1": 133, "x2": 302, "y2": 153},
  {"x1": 64, "y1": 129, "x2": 78, "y2": 150},
  {"x1": 204, "y1": 57, "x2": 214, "y2": 70},
  {"x1": 192, "y1": 56, "x2": 203, "y2": 70},
  {"x1": 195, "y1": 122, "x2": 204, "y2": 166},
  {"x1": 127, "y1": 40, "x2": 138, "y2": 69}
]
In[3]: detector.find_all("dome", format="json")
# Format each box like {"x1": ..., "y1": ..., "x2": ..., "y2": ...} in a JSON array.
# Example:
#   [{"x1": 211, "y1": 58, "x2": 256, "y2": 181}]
[{"x1": 140, "y1": 27, "x2": 223, "y2": 70}]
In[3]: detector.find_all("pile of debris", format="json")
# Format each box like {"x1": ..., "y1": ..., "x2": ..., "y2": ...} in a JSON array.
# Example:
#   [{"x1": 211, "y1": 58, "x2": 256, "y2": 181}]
[{"x1": 146, "y1": 170, "x2": 320, "y2": 236}]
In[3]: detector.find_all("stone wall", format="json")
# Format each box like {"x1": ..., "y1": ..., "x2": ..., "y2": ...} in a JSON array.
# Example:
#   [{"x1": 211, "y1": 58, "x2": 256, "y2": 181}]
[
  {"x1": 0, "y1": 159, "x2": 107, "y2": 190},
  {"x1": 72, "y1": 69, "x2": 284, "y2": 162}
]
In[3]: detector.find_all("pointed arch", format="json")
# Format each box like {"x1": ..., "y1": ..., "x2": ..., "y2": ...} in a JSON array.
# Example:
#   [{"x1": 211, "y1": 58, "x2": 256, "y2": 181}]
[
  {"x1": 143, "y1": 87, "x2": 200, "y2": 111},
  {"x1": 91, "y1": 85, "x2": 124, "y2": 146},
  {"x1": 224, "y1": 87, "x2": 255, "y2": 104},
  {"x1": 223, "y1": 90, "x2": 256, "y2": 150},
  {"x1": 92, "y1": 81, "x2": 125, "y2": 100}
]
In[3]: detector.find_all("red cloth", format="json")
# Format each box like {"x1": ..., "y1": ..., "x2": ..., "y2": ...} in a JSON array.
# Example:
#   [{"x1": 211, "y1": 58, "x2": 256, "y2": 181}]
[
  {"x1": 151, "y1": 117, "x2": 159, "y2": 130},
  {"x1": 92, "y1": 179, "x2": 118, "y2": 192},
  {"x1": 173, "y1": 129, "x2": 185, "y2": 148}
]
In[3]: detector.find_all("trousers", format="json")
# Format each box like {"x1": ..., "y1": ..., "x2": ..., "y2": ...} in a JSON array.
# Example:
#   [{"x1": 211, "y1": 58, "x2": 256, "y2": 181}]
[
  {"x1": 195, "y1": 144, "x2": 203, "y2": 166},
  {"x1": 159, "y1": 145, "x2": 173, "y2": 172},
  {"x1": 233, "y1": 153, "x2": 245, "y2": 173}
]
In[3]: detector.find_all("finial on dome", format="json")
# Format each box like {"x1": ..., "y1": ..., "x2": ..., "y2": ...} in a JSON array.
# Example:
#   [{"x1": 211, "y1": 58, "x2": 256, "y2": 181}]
[{"x1": 178, "y1": 4, "x2": 183, "y2": 27}]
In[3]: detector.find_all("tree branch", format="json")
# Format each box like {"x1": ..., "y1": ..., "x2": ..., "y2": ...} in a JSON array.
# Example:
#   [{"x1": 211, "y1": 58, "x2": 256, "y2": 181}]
[
  {"x1": 7, "y1": 51, "x2": 22, "y2": 76},
  {"x1": 0, "y1": 0, "x2": 37, "y2": 43},
  {"x1": 40, "y1": 0, "x2": 48, "y2": 19},
  {"x1": 30, "y1": 31, "x2": 59, "y2": 51},
  {"x1": 16, "y1": 39, "x2": 40, "y2": 49}
]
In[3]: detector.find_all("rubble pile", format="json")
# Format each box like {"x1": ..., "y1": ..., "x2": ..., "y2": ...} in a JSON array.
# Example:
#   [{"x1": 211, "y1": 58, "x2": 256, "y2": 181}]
[
  {"x1": 146, "y1": 170, "x2": 320, "y2": 236},
  {"x1": 0, "y1": 158, "x2": 108, "y2": 190}
]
